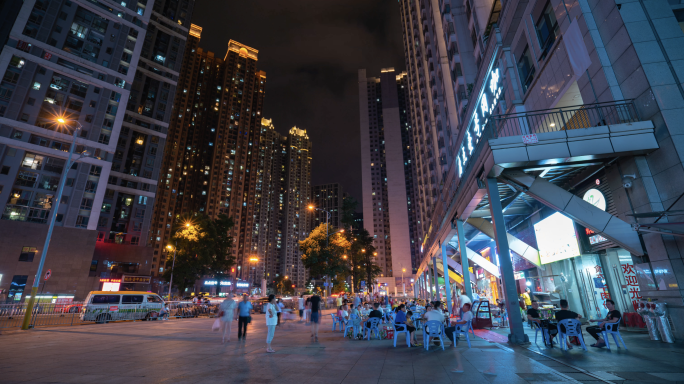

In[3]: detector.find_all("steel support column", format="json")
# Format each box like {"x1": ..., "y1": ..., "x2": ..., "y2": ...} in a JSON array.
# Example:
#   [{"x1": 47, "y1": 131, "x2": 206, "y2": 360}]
[
  {"x1": 456, "y1": 219, "x2": 473, "y2": 301},
  {"x1": 426, "y1": 266, "x2": 434, "y2": 301},
  {"x1": 432, "y1": 256, "x2": 442, "y2": 301},
  {"x1": 487, "y1": 177, "x2": 529, "y2": 344},
  {"x1": 441, "y1": 243, "x2": 453, "y2": 313}
]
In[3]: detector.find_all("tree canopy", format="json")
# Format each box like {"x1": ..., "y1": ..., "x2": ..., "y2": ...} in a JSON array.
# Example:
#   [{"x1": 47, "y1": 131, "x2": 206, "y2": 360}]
[
  {"x1": 299, "y1": 223, "x2": 350, "y2": 281},
  {"x1": 162, "y1": 213, "x2": 235, "y2": 295}
]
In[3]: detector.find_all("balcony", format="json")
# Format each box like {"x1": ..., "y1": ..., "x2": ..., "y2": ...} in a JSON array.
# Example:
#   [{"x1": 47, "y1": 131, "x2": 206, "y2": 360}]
[
  {"x1": 2, "y1": 205, "x2": 50, "y2": 224},
  {"x1": 487, "y1": 100, "x2": 659, "y2": 167}
]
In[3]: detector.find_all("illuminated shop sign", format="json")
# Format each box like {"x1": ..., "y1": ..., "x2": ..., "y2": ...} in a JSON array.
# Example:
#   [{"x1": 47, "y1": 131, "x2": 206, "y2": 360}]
[
  {"x1": 589, "y1": 234, "x2": 608, "y2": 245},
  {"x1": 122, "y1": 276, "x2": 151, "y2": 284},
  {"x1": 457, "y1": 65, "x2": 504, "y2": 178},
  {"x1": 204, "y1": 280, "x2": 232, "y2": 286},
  {"x1": 534, "y1": 213, "x2": 580, "y2": 264},
  {"x1": 583, "y1": 189, "x2": 606, "y2": 211},
  {"x1": 235, "y1": 281, "x2": 250, "y2": 289}
]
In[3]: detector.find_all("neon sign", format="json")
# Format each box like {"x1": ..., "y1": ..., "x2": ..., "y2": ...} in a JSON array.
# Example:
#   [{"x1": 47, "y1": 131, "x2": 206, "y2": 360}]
[
  {"x1": 204, "y1": 280, "x2": 232, "y2": 286},
  {"x1": 457, "y1": 66, "x2": 504, "y2": 178},
  {"x1": 235, "y1": 281, "x2": 249, "y2": 288}
]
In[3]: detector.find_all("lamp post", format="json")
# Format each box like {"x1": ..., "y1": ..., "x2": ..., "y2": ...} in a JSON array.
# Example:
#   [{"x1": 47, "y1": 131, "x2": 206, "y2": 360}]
[
  {"x1": 402, "y1": 268, "x2": 406, "y2": 297},
  {"x1": 249, "y1": 257, "x2": 259, "y2": 293},
  {"x1": 165, "y1": 222, "x2": 191, "y2": 300},
  {"x1": 166, "y1": 244, "x2": 177, "y2": 300},
  {"x1": 22, "y1": 118, "x2": 90, "y2": 330}
]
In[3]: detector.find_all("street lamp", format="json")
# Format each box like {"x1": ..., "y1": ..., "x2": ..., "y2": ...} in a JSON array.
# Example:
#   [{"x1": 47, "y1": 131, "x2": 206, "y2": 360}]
[
  {"x1": 165, "y1": 220, "x2": 194, "y2": 299},
  {"x1": 166, "y1": 244, "x2": 177, "y2": 300},
  {"x1": 402, "y1": 268, "x2": 406, "y2": 297},
  {"x1": 21, "y1": 117, "x2": 90, "y2": 330}
]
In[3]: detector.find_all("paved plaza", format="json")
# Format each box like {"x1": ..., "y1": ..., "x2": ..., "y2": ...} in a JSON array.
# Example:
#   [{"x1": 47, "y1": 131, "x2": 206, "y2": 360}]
[{"x1": 1, "y1": 311, "x2": 683, "y2": 384}]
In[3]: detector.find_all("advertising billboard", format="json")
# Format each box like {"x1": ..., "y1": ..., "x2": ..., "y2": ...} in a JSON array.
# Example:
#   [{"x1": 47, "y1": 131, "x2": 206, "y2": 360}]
[{"x1": 534, "y1": 213, "x2": 580, "y2": 264}]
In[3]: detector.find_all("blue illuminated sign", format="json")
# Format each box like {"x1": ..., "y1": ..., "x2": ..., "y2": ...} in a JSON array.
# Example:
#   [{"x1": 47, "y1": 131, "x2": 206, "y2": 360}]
[
  {"x1": 235, "y1": 281, "x2": 250, "y2": 289},
  {"x1": 457, "y1": 65, "x2": 504, "y2": 178}
]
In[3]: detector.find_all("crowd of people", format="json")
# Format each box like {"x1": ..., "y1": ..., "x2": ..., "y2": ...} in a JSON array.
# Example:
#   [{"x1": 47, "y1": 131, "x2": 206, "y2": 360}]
[{"x1": 526, "y1": 298, "x2": 621, "y2": 348}]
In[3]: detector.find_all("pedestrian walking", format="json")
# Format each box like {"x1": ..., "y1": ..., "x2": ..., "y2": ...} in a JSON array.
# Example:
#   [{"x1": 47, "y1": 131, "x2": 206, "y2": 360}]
[
  {"x1": 310, "y1": 293, "x2": 322, "y2": 342},
  {"x1": 219, "y1": 293, "x2": 237, "y2": 343},
  {"x1": 237, "y1": 294, "x2": 253, "y2": 341},
  {"x1": 298, "y1": 294, "x2": 305, "y2": 322},
  {"x1": 305, "y1": 296, "x2": 312, "y2": 324},
  {"x1": 265, "y1": 294, "x2": 278, "y2": 353},
  {"x1": 276, "y1": 298, "x2": 283, "y2": 326}
]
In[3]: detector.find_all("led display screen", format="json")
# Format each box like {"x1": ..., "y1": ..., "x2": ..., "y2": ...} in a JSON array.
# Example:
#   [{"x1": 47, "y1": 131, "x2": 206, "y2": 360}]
[{"x1": 534, "y1": 213, "x2": 581, "y2": 264}]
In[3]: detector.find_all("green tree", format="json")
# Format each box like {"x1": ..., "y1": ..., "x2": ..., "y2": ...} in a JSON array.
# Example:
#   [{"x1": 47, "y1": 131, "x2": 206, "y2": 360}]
[
  {"x1": 348, "y1": 229, "x2": 381, "y2": 293},
  {"x1": 273, "y1": 275, "x2": 294, "y2": 295},
  {"x1": 162, "y1": 213, "x2": 235, "y2": 296},
  {"x1": 299, "y1": 223, "x2": 350, "y2": 295},
  {"x1": 202, "y1": 214, "x2": 235, "y2": 294}
]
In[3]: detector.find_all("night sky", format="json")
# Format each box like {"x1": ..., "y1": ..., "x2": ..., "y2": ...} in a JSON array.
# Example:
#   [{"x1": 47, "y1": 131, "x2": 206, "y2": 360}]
[{"x1": 191, "y1": 0, "x2": 405, "y2": 204}]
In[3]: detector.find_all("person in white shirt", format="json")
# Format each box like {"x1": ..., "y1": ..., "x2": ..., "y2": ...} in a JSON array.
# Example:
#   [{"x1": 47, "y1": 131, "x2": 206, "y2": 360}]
[
  {"x1": 340, "y1": 304, "x2": 350, "y2": 321},
  {"x1": 276, "y1": 299, "x2": 284, "y2": 326},
  {"x1": 458, "y1": 293, "x2": 472, "y2": 318},
  {"x1": 445, "y1": 303, "x2": 473, "y2": 346},
  {"x1": 265, "y1": 294, "x2": 278, "y2": 353},
  {"x1": 218, "y1": 293, "x2": 237, "y2": 344},
  {"x1": 423, "y1": 302, "x2": 446, "y2": 346}
]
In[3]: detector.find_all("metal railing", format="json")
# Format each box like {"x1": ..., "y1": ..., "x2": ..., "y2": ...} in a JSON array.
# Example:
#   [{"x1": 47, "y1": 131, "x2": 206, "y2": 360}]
[
  {"x1": 489, "y1": 100, "x2": 640, "y2": 139},
  {"x1": 0, "y1": 301, "x2": 219, "y2": 329}
]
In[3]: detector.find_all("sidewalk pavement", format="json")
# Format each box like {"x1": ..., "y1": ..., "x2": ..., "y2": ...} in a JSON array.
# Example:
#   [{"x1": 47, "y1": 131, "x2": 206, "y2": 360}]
[
  {"x1": 481, "y1": 321, "x2": 684, "y2": 383},
  {"x1": 1, "y1": 308, "x2": 588, "y2": 384}
]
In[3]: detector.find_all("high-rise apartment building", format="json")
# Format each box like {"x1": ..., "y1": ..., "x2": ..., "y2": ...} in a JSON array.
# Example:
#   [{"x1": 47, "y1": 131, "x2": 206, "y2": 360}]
[
  {"x1": 358, "y1": 68, "x2": 420, "y2": 281},
  {"x1": 150, "y1": 25, "x2": 267, "y2": 285},
  {"x1": 312, "y1": 183, "x2": 344, "y2": 229},
  {"x1": 280, "y1": 127, "x2": 312, "y2": 289},
  {"x1": 255, "y1": 117, "x2": 284, "y2": 283},
  {"x1": 0, "y1": 0, "x2": 194, "y2": 300},
  {"x1": 398, "y1": 0, "x2": 473, "y2": 249}
]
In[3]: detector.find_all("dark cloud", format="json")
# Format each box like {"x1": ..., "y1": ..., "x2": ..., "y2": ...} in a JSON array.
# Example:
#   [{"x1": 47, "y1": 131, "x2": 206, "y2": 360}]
[{"x1": 191, "y1": 0, "x2": 405, "y2": 204}]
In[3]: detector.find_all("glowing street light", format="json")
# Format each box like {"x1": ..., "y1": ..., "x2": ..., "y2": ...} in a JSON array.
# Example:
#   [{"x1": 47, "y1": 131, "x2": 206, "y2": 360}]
[{"x1": 22, "y1": 116, "x2": 90, "y2": 330}]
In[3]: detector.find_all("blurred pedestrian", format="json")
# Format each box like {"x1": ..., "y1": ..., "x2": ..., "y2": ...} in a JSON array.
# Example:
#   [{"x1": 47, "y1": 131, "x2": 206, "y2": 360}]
[
  {"x1": 310, "y1": 293, "x2": 322, "y2": 342},
  {"x1": 298, "y1": 294, "x2": 305, "y2": 322},
  {"x1": 276, "y1": 298, "x2": 283, "y2": 326},
  {"x1": 219, "y1": 293, "x2": 237, "y2": 343},
  {"x1": 237, "y1": 294, "x2": 253, "y2": 341},
  {"x1": 265, "y1": 294, "x2": 278, "y2": 353}
]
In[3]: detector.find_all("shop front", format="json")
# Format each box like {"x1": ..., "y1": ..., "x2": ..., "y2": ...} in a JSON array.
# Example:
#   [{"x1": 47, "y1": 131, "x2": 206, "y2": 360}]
[{"x1": 526, "y1": 210, "x2": 640, "y2": 321}]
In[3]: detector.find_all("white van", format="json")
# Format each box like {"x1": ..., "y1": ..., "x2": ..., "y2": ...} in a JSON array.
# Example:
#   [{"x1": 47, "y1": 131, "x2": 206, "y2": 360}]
[{"x1": 81, "y1": 291, "x2": 164, "y2": 323}]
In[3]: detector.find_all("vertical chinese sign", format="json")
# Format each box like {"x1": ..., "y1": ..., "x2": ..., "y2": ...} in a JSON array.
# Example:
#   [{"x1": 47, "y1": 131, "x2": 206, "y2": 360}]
[{"x1": 620, "y1": 262, "x2": 642, "y2": 311}]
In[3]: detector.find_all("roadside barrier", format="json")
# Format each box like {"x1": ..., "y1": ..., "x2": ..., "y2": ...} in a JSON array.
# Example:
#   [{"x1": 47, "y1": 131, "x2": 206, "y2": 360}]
[{"x1": 0, "y1": 302, "x2": 219, "y2": 329}]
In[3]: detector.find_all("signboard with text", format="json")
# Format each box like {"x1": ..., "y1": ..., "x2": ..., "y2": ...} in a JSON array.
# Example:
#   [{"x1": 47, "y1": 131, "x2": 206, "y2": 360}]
[
  {"x1": 122, "y1": 276, "x2": 151, "y2": 284},
  {"x1": 456, "y1": 55, "x2": 504, "y2": 178},
  {"x1": 522, "y1": 134, "x2": 538, "y2": 144}
]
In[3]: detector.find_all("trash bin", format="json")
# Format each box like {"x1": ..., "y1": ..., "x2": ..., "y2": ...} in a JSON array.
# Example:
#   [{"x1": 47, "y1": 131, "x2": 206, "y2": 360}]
[
  {"x1": 653, "y1": 302, "x2": 676, "y2": 343},
  {"x1": 638, "y1": 300, "x2": 661, "y2": 341}
]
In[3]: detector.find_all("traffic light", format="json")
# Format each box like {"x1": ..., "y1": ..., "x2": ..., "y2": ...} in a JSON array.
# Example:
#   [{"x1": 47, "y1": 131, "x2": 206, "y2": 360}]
[
  {"x1": 293, "y1": 284, "x2": 296, "y2": 288},
  {"x1": 231, "y1": 268, "x2": 235, "y2": 273}
]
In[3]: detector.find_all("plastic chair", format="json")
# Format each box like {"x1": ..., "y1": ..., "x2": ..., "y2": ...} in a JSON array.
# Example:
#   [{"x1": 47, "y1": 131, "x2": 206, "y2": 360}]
[
  {"x1": 331, "y1": 313, "x2": 340, "y2": 331},
  {"x1": 423, "y1": 320, "x2": 445, "y2": 351},
  {"x1": 392, "y1": 322, "x2": 411, "y2": 347},
  {"x1": 601, "y1": 319, "x2": 627, "y2": 350},
  {"x1": 451, "y1": 320, "x2": 472, "y2": 348},
  {"x1": 344, "y1": 314, "x2": 360, "y2": 338},
  {"x1": 531, "y1": 321, "x2": 542, "y2": 344},
  {"x1": 339, "y1": 317, "x2": 349, "y2": 337},
  {"x1": 364, "y1": 317, "x2": 381, "y2": 340},
  {"x1": 411, "y1": 314, "x2": 423, "y2": 330},
  {"x1": 557, "y1": 319, "x2": 587, "y2": 351}
]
